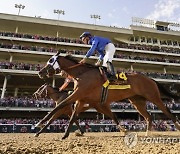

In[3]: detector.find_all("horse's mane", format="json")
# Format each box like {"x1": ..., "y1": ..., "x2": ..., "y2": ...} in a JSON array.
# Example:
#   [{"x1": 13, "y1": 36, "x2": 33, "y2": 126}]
[{"x1": 64, "y1": 55, "x2": 97, "y2": 68}]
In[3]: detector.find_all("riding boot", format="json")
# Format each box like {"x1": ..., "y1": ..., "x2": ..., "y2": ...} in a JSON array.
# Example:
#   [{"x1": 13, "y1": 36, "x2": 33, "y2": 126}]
[
  {"x1": 106, "y1": 61, "x2": 116, "y2": 81},
  {"x1": 102, "y1": 66, "x2": 109, "y2": 78}
]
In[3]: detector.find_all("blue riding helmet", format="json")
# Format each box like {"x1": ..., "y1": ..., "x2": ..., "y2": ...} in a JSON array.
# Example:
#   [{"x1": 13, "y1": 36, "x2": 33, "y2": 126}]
[{"x1": 80, "y1": 32, "x2": 91, "y2": 39}]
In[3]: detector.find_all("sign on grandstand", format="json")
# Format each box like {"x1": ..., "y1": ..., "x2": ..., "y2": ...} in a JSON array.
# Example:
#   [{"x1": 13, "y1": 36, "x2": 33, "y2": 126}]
[{"x1": 132, "y1": 17, "x2": 155, "y2": 28}]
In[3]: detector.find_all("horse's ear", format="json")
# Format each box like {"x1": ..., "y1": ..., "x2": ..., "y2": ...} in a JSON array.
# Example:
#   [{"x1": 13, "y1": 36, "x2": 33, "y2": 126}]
[{"x1": 55, "y1": 50, "x2": 61, "y2": 56}]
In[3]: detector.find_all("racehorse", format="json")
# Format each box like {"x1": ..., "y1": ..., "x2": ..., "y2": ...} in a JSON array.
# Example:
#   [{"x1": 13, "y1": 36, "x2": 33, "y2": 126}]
[
  {"x1": 34, "y1": 84, "x2": 128, "y2": 139},
  {"x1": 38, "y1": 52, "x2": 180, "y2": 139},
  {"x1": 33, "y1": 83, "x2": 84, "y2": 137}
]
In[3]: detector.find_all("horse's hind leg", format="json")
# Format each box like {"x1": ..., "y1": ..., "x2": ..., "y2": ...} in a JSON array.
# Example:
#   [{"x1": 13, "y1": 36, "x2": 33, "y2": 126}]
[
  {"x1": 68, "y1": 115, "x2": 84, "y2": 135},
  {"x1": 34, "y1": 113, "x2": 59, "y2": 137},
  {"x1": 129, "y1": 96, "x2": 152, "y2": 136},
  {"x1": 95, "y1": 104, "x2": 127, "y2": 133},
  {"x1": 152, "y1": 98, "x2": 180, "y2": 131},
  {"x1": 62, "y1": 109, "x2": 78, "y2": 139}
]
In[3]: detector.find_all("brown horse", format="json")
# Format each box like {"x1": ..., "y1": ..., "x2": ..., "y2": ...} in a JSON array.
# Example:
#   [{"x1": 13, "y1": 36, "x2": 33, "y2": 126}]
[
  {"x1": 38, "y1": 53, "x2": 180, "y2": 139},
  {"x1": 34, "y1": 84, "x2": 129, "y2": 139},
  {"x1": 33, "y1": 83, "x2": 85, "y2": 137}
]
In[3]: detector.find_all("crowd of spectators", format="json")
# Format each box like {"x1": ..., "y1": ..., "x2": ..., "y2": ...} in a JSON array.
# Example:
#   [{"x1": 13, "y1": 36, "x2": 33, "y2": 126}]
[
  {"x1": 0, "y1": 31, "x2": 180, "y2": 54},
  {"x1": 114, "y1": 54, "x2": 180, "y2": 64},
  {"x1": 1, "y1": 42, "x2": 180, "y2": 64},
  {"x1": 110, "y1": 100, "x2": 180, "y2": 110},
  {"x1": 0, "y1": 61, "x2": 43, "y2": 71},
  {"x1": 0, "y1": 118, "x2": 177, "y2": 132},
  {"x1": 141, "y1": 72, "x2": 180, "y2": 80},
  {"x1": 117, "y1": 43, "x2": 180, "y2": 54},
  {"x1": 0, "y1": 31, "x2": 82, "y2": 44},
  {"x1": 0, "y1": 96, "x2": 54, "y2": 108},
  {"x1": 0, "y1": 97, "x2": 180, "y2": 110},
  {"x1": 0, "y1": 58, "x2": 179, "y2": 80}
]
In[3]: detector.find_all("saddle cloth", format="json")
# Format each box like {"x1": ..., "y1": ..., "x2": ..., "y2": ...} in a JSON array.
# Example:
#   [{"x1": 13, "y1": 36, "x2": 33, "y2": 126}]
[{"x1": 103, "y1": 72, "x2": 131, "y2": 89}]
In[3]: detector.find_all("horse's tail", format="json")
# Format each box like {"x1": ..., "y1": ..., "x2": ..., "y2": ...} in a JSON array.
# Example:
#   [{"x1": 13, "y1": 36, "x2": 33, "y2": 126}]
[{"x1": 154, "y1": 80, "x2": 180, "y2": 99}]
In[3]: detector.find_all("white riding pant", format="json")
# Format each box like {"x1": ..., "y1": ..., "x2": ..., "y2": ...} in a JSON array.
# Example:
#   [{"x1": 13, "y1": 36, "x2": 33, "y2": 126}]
[{"x1": 102, "y1": 43, "x2": 116, "y2": 67}]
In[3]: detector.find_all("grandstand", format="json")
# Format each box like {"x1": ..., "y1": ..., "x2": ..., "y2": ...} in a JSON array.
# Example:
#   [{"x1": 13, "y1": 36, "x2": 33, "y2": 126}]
[{"x1": 0, "y1": 13, "x2": 179, "y2": 133}]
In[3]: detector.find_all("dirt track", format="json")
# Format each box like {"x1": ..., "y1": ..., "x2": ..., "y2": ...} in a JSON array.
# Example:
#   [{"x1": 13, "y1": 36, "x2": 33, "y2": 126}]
[{"x1": 0, "y1": 132, "x2": 180, "y2": 154}]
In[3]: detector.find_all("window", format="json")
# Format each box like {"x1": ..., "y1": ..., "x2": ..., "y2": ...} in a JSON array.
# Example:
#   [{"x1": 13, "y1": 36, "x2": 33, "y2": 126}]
[
  {"x1": 173, "y1": 41, "x2": 178, "y2": 46},
  {"x1": 147, "y1": 38, "x2": 152, "y2": 43},
  {"x1": 140, "y1": 37, "x2": 146, "y2": 43},
  {"x1": 160, "y1": 40, "x2": 167, "y2": 45},
  {"x1": 167, "y1": 40, "x2": 172, "y2": 45},
  {"x1": 129, "y1": 36, "x2": 134, "y2": 42},
  {"x1": 152, "y1": 38, "x2": 157, "y2": 44},
  {"x1": 135, "y1": 36, "x2": 139, "y2": 42}
]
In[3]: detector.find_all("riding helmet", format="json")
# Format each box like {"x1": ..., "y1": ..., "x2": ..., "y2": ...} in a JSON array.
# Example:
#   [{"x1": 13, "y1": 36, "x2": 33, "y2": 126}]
[{"x1": 80, "y1": 32, "x2": 91, "y2": 39}]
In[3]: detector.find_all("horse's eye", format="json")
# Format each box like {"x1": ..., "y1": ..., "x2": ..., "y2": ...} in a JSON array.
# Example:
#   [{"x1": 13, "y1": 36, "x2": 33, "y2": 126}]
[{"x1": 49, "y1": 58, "x2": 54, "y2": 63}]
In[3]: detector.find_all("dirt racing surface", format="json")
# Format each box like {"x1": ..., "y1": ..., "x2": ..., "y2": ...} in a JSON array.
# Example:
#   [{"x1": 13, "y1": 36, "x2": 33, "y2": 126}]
[{"x1": 0, "y1": 132, "x2": 179, "y2": 154}]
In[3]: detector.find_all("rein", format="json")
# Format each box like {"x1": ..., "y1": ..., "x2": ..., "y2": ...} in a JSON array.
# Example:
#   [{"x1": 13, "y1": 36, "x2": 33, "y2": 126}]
[{"x1": 66, "y1": 63, "x2": 83, "y2": 70}]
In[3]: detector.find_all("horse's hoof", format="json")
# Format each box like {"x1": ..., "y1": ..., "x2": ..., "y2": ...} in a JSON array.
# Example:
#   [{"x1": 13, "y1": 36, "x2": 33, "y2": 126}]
[
  {"x1": 34, "y1": 134, "x2": 39, "y2": 137},
  {"x1": 145, "y1": 130, "x2": 152, "y2": 136},
  {"x1": 75, "y1": 130, "x2": 84, "y2": 136},
  {"x1": 121, "y1": 128, "x2": 127, "y2": 133},
  {"x1": 62, "y1": 136, "x2": 67, "y2": 140},
  {"x1": 175, "y1": 122, "x2": 180, "y2": 131}
]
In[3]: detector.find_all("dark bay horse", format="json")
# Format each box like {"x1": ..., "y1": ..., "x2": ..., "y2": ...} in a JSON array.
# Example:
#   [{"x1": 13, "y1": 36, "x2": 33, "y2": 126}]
[
  {"x1": 38, "y1": 53, "x2": 180, "y2": 139},
  {"x1": 33, "y1": 83, "x2": 84, "y2": 137}
]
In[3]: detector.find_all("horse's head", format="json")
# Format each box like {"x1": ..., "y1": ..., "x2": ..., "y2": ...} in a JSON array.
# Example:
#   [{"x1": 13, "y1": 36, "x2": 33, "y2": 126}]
[
  {"x1": 33, "y1": 83, "x2": 49, "y2": 99},
  {"x1": 38, "y1": 53, "x2": 91, "y2": 79},
  {"x1": 34, "y1": 84, "x2": 68, "y2": 104},
  {"x1": 38, "y1": 55, "x2": 61, "y2": 79}
]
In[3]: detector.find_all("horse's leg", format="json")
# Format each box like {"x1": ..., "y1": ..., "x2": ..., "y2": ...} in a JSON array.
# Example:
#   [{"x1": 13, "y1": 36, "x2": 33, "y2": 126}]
[
  {"x1": 141, "y1": 79, "x2": 180, "y2": 130},
  {"x1": 94, "y1": 104, "x2": 127, "y2": 133},
  {"x1": 35, "y1": 118, "x2": 47, "y2": 128},
  {"x1": 129, "y1": 97, "x2": 152, "y2": 136},
  {"x1": 38, "y1": 89, "x2": 81, "y2": 127},
  {"x1": 62, "y1": 109, "x2": 78, "y2": 139},
  {"x1": 152, "y1": 98, "x2": 180, "y2": 131},
  {"x1": 62, "y1": 102, "x2": 87, "y2": 139},
  {"x1": 35, "y1": 113, "x2": 60, "y2": 137},
  {"x1": 68, "y1": 115, "x2": 84, "y2": 135}
]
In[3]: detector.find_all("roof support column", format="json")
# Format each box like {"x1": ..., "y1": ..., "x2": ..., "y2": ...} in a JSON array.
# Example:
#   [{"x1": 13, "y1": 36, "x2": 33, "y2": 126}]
[
  {"x1": 163, "y1": 67, "x2": 166, "y2": 73},
  {"x1": 1, "y1": 76, "x2": 7, "y2": 98},
  {"x1": 15, "y1": 26, "x2": 18, "y2": 33},
  {"x1": 9, "y1": 54, "x2": 13, "y2": 62},
  {"x1": 14, "y1": 87, "x2": 19, "y2": 97},
  {"x1": 102, "y1": 113, "x2": 105, "y2": 120},
  {"x1": 130, "y1": 65, "x2": 134, "y2": 71}
]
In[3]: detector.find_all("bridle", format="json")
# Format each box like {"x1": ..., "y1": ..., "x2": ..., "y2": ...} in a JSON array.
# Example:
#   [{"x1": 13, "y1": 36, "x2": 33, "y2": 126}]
[
  {"x1": 45, "y1": 56, "x2": 84, "y2": 76},
  {"x1": 33, "y1": 83, "x2": 60, "y2": 99}
]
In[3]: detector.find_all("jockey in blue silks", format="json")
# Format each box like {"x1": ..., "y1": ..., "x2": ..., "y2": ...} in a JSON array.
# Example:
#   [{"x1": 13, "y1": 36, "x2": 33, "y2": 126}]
[{"x1": 79, "y1": 32, "x2": 116, "y2": 81}]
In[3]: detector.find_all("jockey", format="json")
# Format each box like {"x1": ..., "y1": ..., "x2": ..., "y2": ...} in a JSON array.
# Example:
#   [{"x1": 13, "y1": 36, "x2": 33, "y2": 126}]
[
  {"x1": 59, "y1": 70, "x2": 77, "y2": 92},
  {"x1": 79, "y1": 32, "x2": 116, "y2": 81}
]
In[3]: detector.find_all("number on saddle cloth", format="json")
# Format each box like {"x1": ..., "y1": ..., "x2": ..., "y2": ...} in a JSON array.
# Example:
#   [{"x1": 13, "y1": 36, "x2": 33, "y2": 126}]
[{"x1": 116, "y1": 72, "x2": 127, "y2": 81}]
